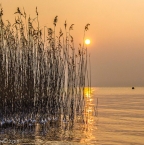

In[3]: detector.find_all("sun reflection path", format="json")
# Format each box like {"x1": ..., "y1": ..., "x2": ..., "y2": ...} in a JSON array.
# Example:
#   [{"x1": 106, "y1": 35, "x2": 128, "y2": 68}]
[{"x1": 80, "y1": 87, "x2": 98, "y2": 144}]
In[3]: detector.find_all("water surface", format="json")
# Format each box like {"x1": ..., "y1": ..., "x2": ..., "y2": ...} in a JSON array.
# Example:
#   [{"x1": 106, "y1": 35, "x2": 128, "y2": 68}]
[
  {"x1": 95, "y1": 87, "x2": 144, "y2": 145},
  {"x1": 0, "y1": 87, "x2": 144, "y2": 145}
]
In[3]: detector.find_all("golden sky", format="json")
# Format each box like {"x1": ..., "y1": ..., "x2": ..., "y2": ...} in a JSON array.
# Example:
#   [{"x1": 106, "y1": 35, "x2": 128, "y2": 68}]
[{"x1": 1, "y1": 0, "x2": 144, "y2": 86}]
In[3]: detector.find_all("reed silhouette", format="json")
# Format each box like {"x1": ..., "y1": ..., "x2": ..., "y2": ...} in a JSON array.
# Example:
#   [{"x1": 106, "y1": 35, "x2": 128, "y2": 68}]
[{"x1": 0, "y1": 7, "x2": 92, "y2": 132}]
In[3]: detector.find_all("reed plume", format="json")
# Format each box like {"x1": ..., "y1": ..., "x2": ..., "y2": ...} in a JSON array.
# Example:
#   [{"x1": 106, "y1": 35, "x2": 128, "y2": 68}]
[{"x1": 0, "y1": 7, "x2": 92, "y2": 131}]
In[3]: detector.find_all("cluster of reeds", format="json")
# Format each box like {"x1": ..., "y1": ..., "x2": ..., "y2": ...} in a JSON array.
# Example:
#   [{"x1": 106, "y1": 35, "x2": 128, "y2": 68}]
[{"x1": 0, "y1": 7, "x2": 91, "y2": 130}]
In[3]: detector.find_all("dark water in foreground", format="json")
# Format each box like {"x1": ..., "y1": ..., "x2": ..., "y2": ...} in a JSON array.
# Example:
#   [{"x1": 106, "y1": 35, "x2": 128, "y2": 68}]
[{"x1": 0, "y1": 87, "x2": 144, "y2": 144}]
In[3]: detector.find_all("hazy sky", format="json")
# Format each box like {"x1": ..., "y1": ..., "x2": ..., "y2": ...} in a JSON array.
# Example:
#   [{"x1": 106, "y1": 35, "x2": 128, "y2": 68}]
[{"x1": 1, "y1": 0, "x2": 144, "y2": 87}]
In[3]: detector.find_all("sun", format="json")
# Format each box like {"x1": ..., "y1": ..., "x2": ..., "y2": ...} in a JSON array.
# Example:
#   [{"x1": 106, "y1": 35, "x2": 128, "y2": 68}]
[{"x1": 85, "y1": 39, "x2": 90, "y2": 45}]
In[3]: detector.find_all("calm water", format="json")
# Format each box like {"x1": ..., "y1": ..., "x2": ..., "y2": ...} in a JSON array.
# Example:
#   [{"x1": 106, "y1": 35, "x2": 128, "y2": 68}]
[
  {"x1": 95, "y1": 87, "x2": 144, "y2": 145},
  {"x1": 0, "y1": 87, "x2": 144, "y2": 144}
]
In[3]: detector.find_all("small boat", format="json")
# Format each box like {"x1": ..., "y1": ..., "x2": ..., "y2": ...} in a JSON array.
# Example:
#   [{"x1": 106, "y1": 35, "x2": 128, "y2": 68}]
[{"x1": 132, "y1": 87, "x2": 135, "y2": 89}]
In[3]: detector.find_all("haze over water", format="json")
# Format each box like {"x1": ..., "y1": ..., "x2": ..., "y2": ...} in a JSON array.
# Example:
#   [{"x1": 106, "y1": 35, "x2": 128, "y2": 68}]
[{"x1": 1, "y1": 0, "x2": 144, "y2": 86}]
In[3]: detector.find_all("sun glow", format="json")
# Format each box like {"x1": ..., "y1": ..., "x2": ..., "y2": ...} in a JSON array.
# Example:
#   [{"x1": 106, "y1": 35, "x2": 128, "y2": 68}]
[
  {"x1": 85, "y1": 39, "x2": 90, "y2": 45},
  {"x1": 84, "y1": 88, "x2": 92, "y2": 98}
]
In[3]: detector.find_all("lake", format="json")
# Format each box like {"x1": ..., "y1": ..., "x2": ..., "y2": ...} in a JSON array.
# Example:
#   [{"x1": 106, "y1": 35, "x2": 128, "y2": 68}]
[
  {"x1": 94, "y1": 87, "x2": 144, "y2": 145},
  {"x1": 0, "y1": 87, "x2": 144, "y2": 144}
]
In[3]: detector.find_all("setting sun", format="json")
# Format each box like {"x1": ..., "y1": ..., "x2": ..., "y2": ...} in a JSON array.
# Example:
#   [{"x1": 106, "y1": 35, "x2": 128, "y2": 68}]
[{"x1": 85, "y1": 39, "x2": 90, "y2": 45}]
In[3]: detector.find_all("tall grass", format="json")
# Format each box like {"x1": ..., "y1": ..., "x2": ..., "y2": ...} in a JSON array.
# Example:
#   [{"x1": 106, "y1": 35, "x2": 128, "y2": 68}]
[{"x1": 0, "y1": 7, "x2": 91, "y2": 130}]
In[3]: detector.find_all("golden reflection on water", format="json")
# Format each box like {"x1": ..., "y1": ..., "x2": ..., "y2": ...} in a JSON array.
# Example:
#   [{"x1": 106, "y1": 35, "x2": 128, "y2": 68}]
[
  {"x1": 80, "y1": 88, "x2": 97, "y2": 144},
  {"x1": 30, "y1": 87, "x2": 98, "y2": 144}
]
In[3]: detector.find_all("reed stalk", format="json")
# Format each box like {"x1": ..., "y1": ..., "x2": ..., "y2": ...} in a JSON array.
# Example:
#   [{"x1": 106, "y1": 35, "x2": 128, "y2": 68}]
[{"x1": 0, "y1": 7, "x2": 91, "y2": 130}]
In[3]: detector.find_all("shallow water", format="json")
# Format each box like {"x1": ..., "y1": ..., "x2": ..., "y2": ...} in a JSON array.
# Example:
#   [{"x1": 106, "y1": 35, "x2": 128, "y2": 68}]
[{"x1": 0, "y1": 87, "x2": 144, "y2": 144}]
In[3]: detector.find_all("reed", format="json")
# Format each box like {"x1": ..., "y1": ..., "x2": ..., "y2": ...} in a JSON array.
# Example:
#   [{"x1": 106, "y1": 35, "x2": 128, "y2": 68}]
[{"x1": 0, "y1": 7, "x2": 91, "y2": 130}]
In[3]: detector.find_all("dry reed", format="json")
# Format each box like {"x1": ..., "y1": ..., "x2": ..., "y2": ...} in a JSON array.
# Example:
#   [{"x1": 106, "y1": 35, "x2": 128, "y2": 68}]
[{"x1": 0, "y1": 7, "x2": 92, "y2": 131}]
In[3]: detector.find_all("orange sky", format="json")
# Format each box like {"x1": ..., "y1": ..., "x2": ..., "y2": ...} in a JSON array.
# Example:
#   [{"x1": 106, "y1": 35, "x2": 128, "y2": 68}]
[{"x1": 1, "y1": 0, "x2": 144, "y2": 86}]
